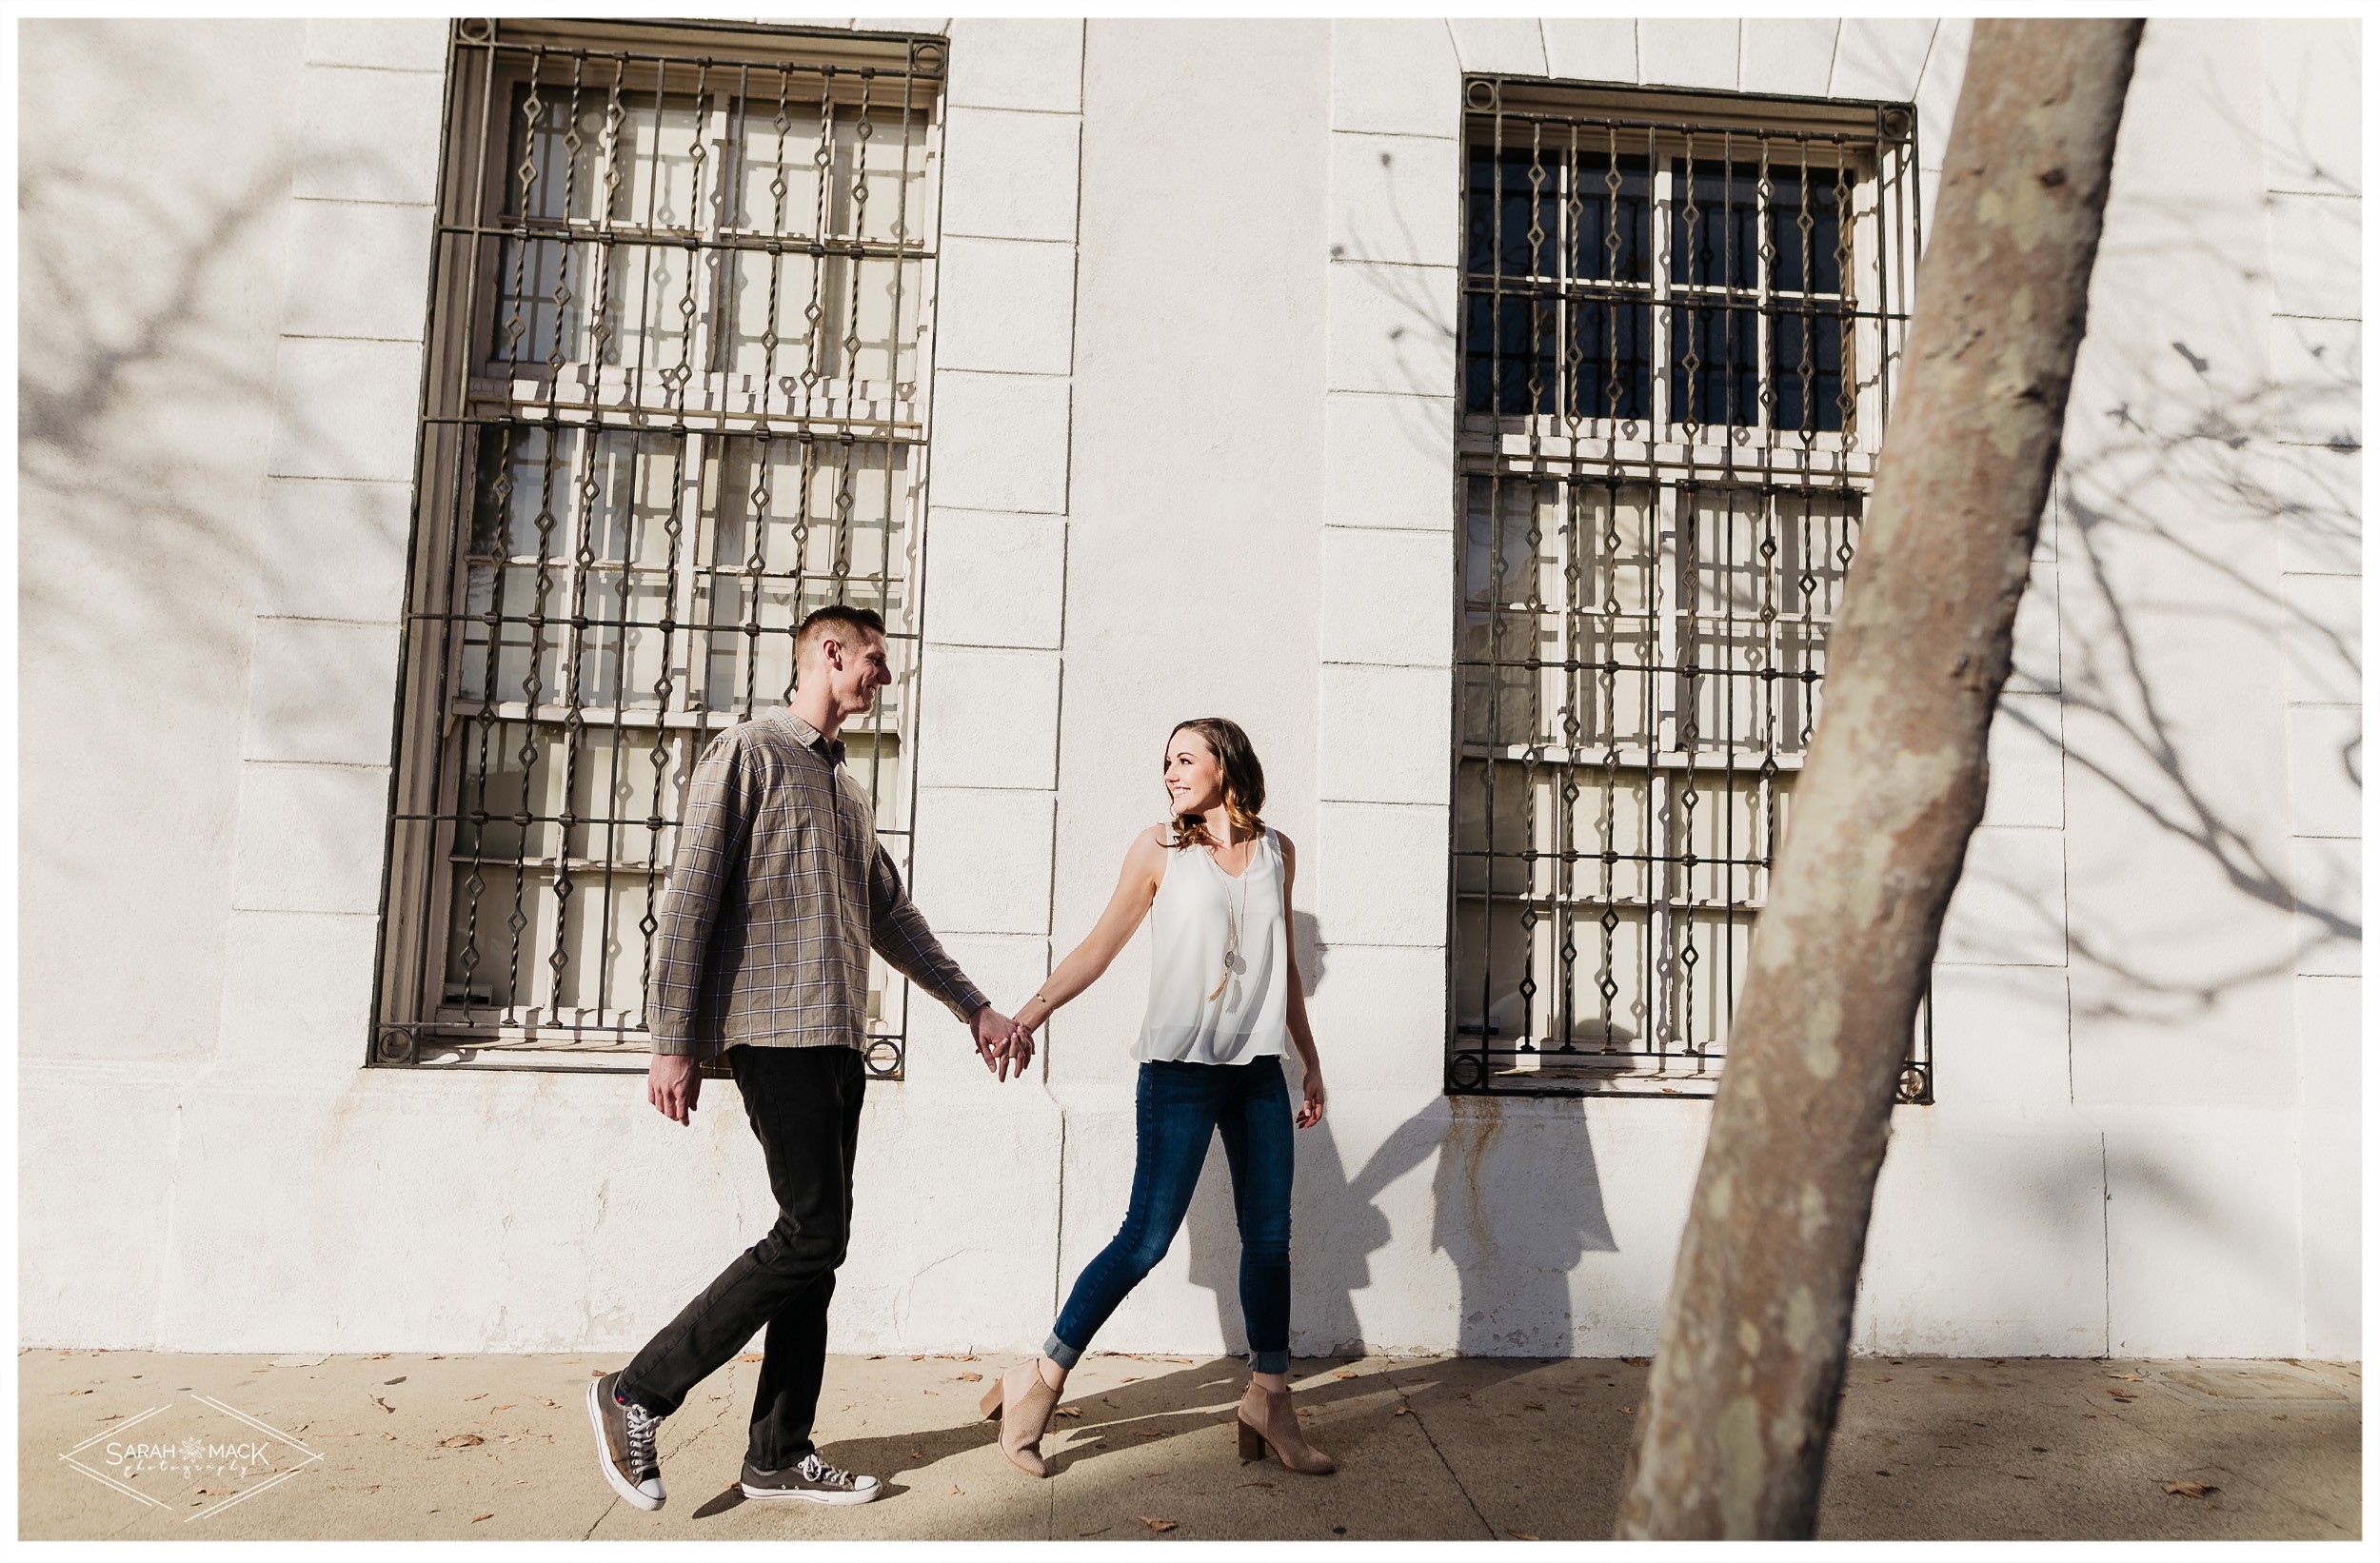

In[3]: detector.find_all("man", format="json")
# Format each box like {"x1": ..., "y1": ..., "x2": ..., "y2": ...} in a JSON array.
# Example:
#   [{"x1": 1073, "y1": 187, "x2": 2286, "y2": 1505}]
[{"x1": 588, "y1": 603, "x2": 1033, "y2": 1510}]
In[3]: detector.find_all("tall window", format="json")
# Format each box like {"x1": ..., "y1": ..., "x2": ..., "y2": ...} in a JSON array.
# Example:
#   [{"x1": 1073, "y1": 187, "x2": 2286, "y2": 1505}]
[
  {"x1": 1448, "y1": 79, "x2": 1931, "y2": 1102},
  {"x1": 375, "y1": 20, "x2": 943, "y2": 1078}
]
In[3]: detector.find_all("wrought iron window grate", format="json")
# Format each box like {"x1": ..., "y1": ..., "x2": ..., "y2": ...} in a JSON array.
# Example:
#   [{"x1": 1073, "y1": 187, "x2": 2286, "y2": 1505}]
[
  {"x1": 1447, "y1": 78, "x2": 1932, "y2": 1103},
  {"x1": 373, "y1": 20, "x2": 944, "y2": 1078}
]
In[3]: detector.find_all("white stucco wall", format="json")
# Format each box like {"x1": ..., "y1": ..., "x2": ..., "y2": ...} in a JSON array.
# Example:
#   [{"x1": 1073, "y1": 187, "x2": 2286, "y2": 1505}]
[{"x1": 18, "y1": 18, "x2": 2360, "y2": 1363}]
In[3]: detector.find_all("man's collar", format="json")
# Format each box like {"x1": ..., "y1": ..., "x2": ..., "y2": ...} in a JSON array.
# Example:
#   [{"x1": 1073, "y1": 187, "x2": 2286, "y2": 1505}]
[{"x1": 774, "y1": 709, "x2": 845, "y2": 766}]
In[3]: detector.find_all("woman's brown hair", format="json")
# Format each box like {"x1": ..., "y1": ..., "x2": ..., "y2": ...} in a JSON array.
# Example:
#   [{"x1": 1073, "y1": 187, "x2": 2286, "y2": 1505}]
[{"x1": 1163, "y1": 718, "x2": 1266, "y2": 850}]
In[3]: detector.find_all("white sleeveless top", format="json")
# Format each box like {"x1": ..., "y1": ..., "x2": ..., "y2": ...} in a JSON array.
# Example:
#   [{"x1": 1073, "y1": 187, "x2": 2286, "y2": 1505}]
[{"x1": 1133, "y1": 825, "x2": 1291, "y2": 1066}]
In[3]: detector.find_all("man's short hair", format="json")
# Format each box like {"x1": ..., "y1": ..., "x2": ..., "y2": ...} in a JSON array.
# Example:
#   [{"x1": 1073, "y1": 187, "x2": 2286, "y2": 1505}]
[{"x1": 794, "y1": 603, "x2": 887, "y2": 665}]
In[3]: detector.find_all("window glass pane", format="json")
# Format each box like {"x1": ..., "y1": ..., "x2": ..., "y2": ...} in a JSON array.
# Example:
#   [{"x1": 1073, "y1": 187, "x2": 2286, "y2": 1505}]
[
  {"x1": 1767, "y1": 167, "x2": 1850, "y2": 296},
  {"x1": 1668, "y1": 303, "x2": 1760, "y2": 426},
  {"x1": 1569, "y1": 295, "x2": 1653, "y2": 421},
  {"x1": 1770, "y1": 308, "x2": 1848, "y2": 433},
  {"x1": 1568, "y1": 152, "x2": 1652, "y2": 283},
  {"x1": 1463, "y1": 292, "x2": 1558, "y2": 416},
  {"x1": 1670, "y1": 158, "x2": 1759, "y2": 289},
  {"x1": 1466, "y1": 145, "x2": 1563, "y2": 280}
]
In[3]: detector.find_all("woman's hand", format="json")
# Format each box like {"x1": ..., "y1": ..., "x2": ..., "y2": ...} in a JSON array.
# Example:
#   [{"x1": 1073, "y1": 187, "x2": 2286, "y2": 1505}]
[{"x1": 1295, "y1": 1068, "x2": 1325, "y2": 1129}]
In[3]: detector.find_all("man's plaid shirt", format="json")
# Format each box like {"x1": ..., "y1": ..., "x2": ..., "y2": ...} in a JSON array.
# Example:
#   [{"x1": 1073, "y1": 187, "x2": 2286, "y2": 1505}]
[{"x1": 645, "y1": 709, "x2": 987, "y2": 1060}]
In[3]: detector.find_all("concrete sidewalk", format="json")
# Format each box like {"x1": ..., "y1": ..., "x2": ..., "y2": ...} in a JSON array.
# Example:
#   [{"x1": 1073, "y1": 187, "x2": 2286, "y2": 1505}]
[{"x1": 17, "y1": 1349, "x2": 2360, "y2": 1542}]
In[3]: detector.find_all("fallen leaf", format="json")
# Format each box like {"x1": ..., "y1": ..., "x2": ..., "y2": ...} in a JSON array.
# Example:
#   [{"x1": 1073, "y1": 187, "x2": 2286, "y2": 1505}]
[
  {"x1": 464, "y1": 1393, "x2": 488, "y2": 1402},
  {"x1": 1055, "y1": 1406, "x2": 1082, "y2": 1418},
  {"x1": 908, "y1": 1449, "x2": 924, "y2": 1460},
  {"x1": 2106, "y1": 1391, "x2": 2136, "y2": 1403},
  {"x1": 97, "y1": 1414, "x2": 122, "y2": 1422},
  {"x1": 956, "y1": 1373, "x2": 982, "y2": 1382},
  {"x1": 384, "y1": 1376, "x2": 407, "y2": 1386},
  {"x1": 533, "y1": 1397, "x2": 557, "y2": 1409},
  {"x1": 367, "y1": 1353, "x2": 392, "y2": 1360},
  {"x1": 2105, "y1": 1371, "x2": 2146, "y2": 1382},
  {"x1": 1332, "y1": 1370, "x2": 1357, "y2": 1380},
  {"x1": 1120, "y1": 1375, "x2": 1142, "y2": 1384},
  {"x1": 1525, "y1": 1401, "x2": 1545, "y2": 1411},
  {"x1": 1393, "y1": 1406, "x2": 1413, "y2": 1416},
  {"x1": 1140, "y1": 1516, "x2": 1180, "y2": 1533},
  {"x1": 370, "y1": 1396, "x2": 395, "y2": 1415},
  {"x1": 868, "y1": 1355, "x2": 885, "y2": 1361},
  {"x1": 1296, "y1": 1408, "x2": 1315, "y2": 1418},
  {"x1": 494, "y1": 1404, "x2": 515, "y2": 1412},
  {"x1": 67, "y1": 1388, "x2": 91, "y2": 1396},
  {"x1": 2163, "y1": 1481, "x2": 2216, "y2": 1498},
  {"x1": 1079, "y1": 1527, "x2": 1112, "y2": 1537},
  {"x1": 912, "y1": 1355, "x2": 926, "y2": 1361},
  {"x1": 366, "y1": 1485, "x2": 381, "y2": 1494},
  {"x1": 947, "y1": 1485, "x2": 962, "y2": 1495},
  {"x1": 472, "y1": 1513, "x2": 494, "y2": 1524},
  {"x1": 738, "y1": 1354, "x2": 764, "y2": 1363},
  {"x1": 439, "y1": 1434, "x2": 485, "y2": 1449},
  {"x1": 1510, "y1": 1532, "x2": 1541, "y2": 1542},
  {"x1": 429, "y1": 1355, "x2": 445, "y2": 1360},
  {"x1": 1875, "y1": 1375, "x2": 1893, "y2": 1383},
  {"x1": 195, "y1": 1488, "x2": 233, "y2": 1496},
  {"x1": 589, "y1": 1369, "x2": 604, "y2": 1377}
]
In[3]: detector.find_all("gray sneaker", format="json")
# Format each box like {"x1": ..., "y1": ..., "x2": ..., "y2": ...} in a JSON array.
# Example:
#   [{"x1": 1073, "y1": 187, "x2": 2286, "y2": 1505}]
[
  {"x1": 587, "y1": 1372, "x2": 665, "y2": 1510},
  {"x1": 741, "y1": 1452, "x2": 883, "y2": 1505}
]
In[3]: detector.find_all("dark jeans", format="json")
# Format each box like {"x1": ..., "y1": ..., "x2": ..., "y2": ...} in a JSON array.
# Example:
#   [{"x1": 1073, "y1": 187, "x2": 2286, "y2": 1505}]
[
  {"x1": 617, "y1": 1043, "x2": 863, "y2": 1469},
  {"x1": 1046, "y1": 1056, "x2": 1295, "y2": 1375}
]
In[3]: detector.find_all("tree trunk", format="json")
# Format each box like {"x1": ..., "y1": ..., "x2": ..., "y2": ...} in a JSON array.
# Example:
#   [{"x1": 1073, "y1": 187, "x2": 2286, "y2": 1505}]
[{"x1": 1612, "y1": 19, "x2": 2143, "y2": 1540}]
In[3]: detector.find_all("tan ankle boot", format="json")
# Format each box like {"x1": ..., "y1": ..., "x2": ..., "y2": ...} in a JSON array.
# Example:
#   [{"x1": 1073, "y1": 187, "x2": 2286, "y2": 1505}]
[
  {"x1": 979, "y1": 1358, "x2": 1062, "y2": 1477},
  {"x1": 1236, "y1": 1381, "x2": 1336, "y2": 1474}
]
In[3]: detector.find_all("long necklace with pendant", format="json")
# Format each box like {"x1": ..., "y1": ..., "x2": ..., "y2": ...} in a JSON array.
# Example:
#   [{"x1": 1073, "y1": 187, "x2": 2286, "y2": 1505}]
[{"x1": 1206, "y1": 839, "x2": 1250, "y2": 1003}]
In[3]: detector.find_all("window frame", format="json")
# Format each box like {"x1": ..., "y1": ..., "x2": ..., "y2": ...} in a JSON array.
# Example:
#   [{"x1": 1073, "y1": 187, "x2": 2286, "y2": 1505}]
[
  {"x1": 370, "y1": 19, "x2": 947, "y2": 1078},
  {"x1": 1446, "y1": 76, "x2": 1932, "y2": 1104}
]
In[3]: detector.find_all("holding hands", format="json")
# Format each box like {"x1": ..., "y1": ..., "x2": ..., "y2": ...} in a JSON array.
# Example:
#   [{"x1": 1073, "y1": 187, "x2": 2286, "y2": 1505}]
[{"x1": 972, "y1": 1004, "x2": 1037, "y2": 1082}]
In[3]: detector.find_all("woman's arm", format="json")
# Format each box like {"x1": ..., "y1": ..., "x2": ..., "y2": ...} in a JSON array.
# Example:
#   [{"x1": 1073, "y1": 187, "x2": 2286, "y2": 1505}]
[
  {"x1": 1279, "y1": 833, "x2": 1325, "y2": 1129},
  {"x1": 1011, "y1": 826, "x2": 1169, "y2": 1034}
]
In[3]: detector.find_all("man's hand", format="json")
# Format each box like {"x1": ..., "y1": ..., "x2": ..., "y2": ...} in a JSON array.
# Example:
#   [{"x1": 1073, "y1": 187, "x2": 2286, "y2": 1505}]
[
  {"x1": 648, "y1": 1053, "x2": 703, "y2": 1124},
  {"x1": 971, "y1": 1005, "x2": 1034, "y2": 1082}
]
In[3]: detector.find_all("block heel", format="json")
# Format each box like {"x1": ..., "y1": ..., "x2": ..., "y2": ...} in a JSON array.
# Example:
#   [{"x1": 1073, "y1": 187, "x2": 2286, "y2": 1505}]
[{"x1": 1238, "y1": 1420, "x2": 1266, "y2": 1461}]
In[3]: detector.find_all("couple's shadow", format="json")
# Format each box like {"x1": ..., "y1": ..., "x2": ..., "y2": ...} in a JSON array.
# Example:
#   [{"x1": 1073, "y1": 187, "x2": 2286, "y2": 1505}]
[{"x1": 692, "y1": 1354, "x2": 1343, "y2": 1513}]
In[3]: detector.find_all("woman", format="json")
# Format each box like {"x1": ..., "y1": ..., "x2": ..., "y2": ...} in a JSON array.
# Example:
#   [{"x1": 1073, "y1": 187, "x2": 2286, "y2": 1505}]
[{"x1": 979, "y1": 717, "x2": 1334, "y2": 1478}]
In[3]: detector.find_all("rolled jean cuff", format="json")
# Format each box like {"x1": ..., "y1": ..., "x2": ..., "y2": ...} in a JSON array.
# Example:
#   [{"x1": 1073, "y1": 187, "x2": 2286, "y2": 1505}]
[
  {"x1": 1041, "y1": 1332, "x2": 1084, "y2": 1370},
  {"x1": 1249, "y1": 1348, "x2": 1290, "y2": 1375}
]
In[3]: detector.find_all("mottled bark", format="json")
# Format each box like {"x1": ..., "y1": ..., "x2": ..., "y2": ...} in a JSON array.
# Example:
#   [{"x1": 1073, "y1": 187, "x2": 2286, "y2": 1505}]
[{"x1": 1613, "y1": 20, "x2": 2143, "y2": 1540}]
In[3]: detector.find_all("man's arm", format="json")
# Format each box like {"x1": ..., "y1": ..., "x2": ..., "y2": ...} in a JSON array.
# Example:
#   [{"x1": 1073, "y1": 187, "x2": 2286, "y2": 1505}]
[
  {"x1": 645, "y1": 730, "x2": 761, "y2": 1060},
  {"x1": 866, "y1": 841, "x2": 989, "y2": 1025}
]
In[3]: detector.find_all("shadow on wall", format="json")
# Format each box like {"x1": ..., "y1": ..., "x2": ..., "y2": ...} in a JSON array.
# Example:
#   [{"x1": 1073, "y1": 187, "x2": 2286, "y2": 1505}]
[
  {"x1": 1180, "y1": 917, "x2": 1617, "y2": 1358},
  {"x1": 1966, "y1": 93, "x2": 2362, "y2": 1025},
  {"x1": 17, "y1": 22, "x2": 317, "y2": 691}
]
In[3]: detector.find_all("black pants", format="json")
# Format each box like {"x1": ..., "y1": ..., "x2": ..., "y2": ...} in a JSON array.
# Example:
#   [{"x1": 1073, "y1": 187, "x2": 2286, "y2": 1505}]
[{"x1": 617, "y1": 1043, "x2": 864, "y2": 1468}]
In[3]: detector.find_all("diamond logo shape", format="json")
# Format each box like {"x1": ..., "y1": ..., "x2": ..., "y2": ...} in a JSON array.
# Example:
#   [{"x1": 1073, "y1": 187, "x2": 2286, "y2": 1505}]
[{"x1": 59, "y1": 1393, "x2": 323, "y2": 1523}]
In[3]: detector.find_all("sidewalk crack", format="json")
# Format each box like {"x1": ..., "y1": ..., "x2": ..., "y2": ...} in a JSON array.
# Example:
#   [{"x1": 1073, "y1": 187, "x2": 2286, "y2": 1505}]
[{"x1": 1386, "y1": 1367, "x2": 1494, "y2": 1539}]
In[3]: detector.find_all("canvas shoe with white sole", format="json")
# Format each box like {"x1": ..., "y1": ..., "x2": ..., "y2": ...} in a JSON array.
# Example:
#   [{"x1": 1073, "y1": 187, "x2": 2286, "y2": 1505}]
[
  {"x1": 587, "y1": 1371, "x2": 666, "y2": 1511},
  {"x1": 740, "y1": 1452, "x2": 883, "y2": 1505}
]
